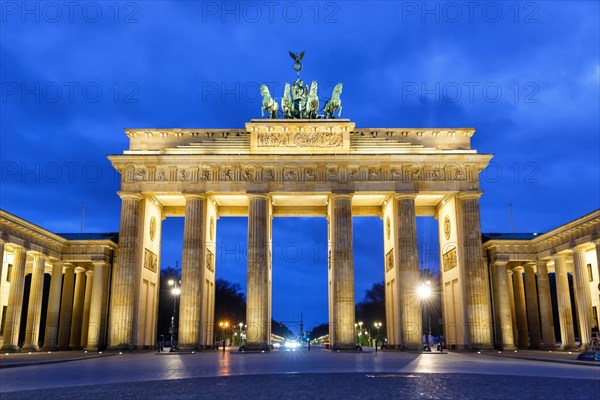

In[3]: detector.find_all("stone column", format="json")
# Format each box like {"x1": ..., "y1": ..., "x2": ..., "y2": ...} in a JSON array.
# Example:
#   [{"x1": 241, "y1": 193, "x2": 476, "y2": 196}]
[
  {"x1": 492, "y1": 261, "x2": 515, "y2": 350},
  {"x1": 56, "y1": 265, "x2": 74, "y2": 348},
  {"x1": 85, "y1": 261, "x2": 107, "y2": 350},
  {"x1": 535, "y1": 260, "x2": 556, "y2": 349},
  {"x1": 572, "y1": 247, "x2": 593, "y2": 348},
  {"x1": 108, "y1": 192, "x2": 143, "y2": 349},
  {"x1": 458, "y1": 193, "x2": 493, "y2": 349},
  {"x1": 394, "y1": 193, "x2": 421, "y2": 349},
  {"x1": 178, "y1": 194, "x2": 207, "y2": 350},
  {"x1": 245, "y1": 193, "x2": 272, "y2": 350},
  {"x1": 69, "y1": 267, "x2": 86, "y2": 349},
  {"x1": 80, "y1": 270, "x2": 94, "y2": 348},
  {"x1": 554, "y1": 254, "x2": 576, "y2": 349},
  {"x1": 42, "y1": 261, "x2": 64, "y2": 350},
  {"x1": 512, "y1": 267, "x2": 529, "y2": 348},
  {"x1": 23, "y1": 254, "x2": 46, "y2": 351},
  {"x1": 523, "y1": 264, "x2": 542, "y2": 348},
  {"x1": 1, "y1": 246, "x2": 28, "y2": 352},
  {"x1": 506, "y1": 270, "x2": 518, "y2": 346},
  {"x1": 57, "y1": 265, "x2": 75, "y2": 349},
  {"x1": 0, "y1": 239, "x2": 5, "y2": 288}
]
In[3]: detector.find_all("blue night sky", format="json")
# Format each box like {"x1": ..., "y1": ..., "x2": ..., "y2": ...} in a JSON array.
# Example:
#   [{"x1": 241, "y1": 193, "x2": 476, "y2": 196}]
[{"x1": 1, "y1": 1, "x2": 598, "y2": 330}]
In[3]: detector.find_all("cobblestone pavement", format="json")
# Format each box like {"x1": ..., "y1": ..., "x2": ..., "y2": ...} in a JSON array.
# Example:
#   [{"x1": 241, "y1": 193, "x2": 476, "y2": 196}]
[
  {"x1": 1, "y1": 350, "x2": 598, "y2": 399},
  {"x1": 1, "y1": 372, "x2": 598, "y2": 400}
]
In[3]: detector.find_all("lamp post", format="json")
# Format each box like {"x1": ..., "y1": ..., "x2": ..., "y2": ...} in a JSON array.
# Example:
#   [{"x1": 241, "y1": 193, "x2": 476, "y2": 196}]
[
  {"x1": 373, "y1": 322, "x2": 382, "y2": 350},
  {"x1": 417, "y1": 280, "x2": 432, "y2": 352},
  {"x1": 219, "y1": 321, "x2": 229, "y2": 352},
  {"x1": 238, "y1": 322, "x2": 244, "y2": 346},
  {"x1": 358, "y1": 321, "x2": 364, "y2": 346},
  {"x1": 168, "y1": 279, "x2": 181, "y2": 350}
]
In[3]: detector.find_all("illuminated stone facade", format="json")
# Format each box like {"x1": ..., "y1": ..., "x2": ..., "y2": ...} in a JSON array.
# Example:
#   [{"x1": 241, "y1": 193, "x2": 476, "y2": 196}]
[{"x1": 1, "y1": 119, "x2": 597, "y2": 352}]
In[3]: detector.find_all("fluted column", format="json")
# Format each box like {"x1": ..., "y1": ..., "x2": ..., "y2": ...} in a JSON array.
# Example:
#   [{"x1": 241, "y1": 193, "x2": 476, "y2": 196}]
[
  {"x1": 458, "y1": 193, "x2": 493, "y2": 349},
  {"x1": 42, "y1": 261, "x2": 64, "y2": 350},
  {"x1": 523, "y1": 264, "x2": 542, "y2": 348},
  {"x1": 1, "y1": 246, "x2": 28, "y2": 352},
  {"x1": 512, "y1": 267, "x2": 529, "y2": 348},
  {"x1": 108, "y1": 192, "x2": 143, "y2": 349},
  {"x1": 57, "y1": 265, "x2": 75, "y2": 349},
  {"x1": 535, "y1": 260, "x2": 556, "y2": 349},
  {"x1": 178, "y1": 194, "x2": 207, "y2": 350},
  {"x1": 492, "y1": 261, "x2": 515, "y2": 350},
  {"x1": 70, "y1": 267, "x2": 86, "y2": 349},
  {"x1": 246, "y1": 193, "x2": 272, "y2": 350},
  {"x1": 394, "y1": 193, "x2": 421, "y2": 349},
  {"x1": 80, "y1": 270, "x2": 94, "y2": 348},
  {"x1": 506, "y1": 270, "x2": 518, "y2": 345},
  {"x1": 554, "y1": 254, "x2": 576, "y2": 349},
  {"x1": 0, "y1": 239, "x2": 5, "y2": 288},
  {"x1": 572, "y1": 248, "x2": 593, "y2": 348},
  {"x1": 85, "y1": 262, "x2": 107, "y2": 350},
  {"x1": 23, "y1": 254, "x2": 46, "y2": 351}
]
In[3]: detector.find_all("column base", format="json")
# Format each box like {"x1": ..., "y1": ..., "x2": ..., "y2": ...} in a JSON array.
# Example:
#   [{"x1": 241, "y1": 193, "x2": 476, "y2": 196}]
[
  {"x1": 83, "y1": 347, "x2": 100, "y2": 352},
  {"x1": 560, "y1": 344, "x2": 578, "y2": 351},
  {"x1": 470, "y1": 344, "x2": 495, "y2": 351},
  {"x1": 21, "y1": 346, "x2": 40, "y2": 352},
  {"x1": 0, "y1": 345, "x2": 20, "y2": 353},
  {"x1": 41, "y1": 347, "x2": 58, "y2": 352},
  {"x1": 243, "y1": 343, "x2": 270, "y2": 352},
  {"x1": 176, "y1": 344, "x2": 201, "y2": 351},
  {"x1": 331, "y1": 343, "x2": 359, "y2": 351},
  {"x1": 499, "y1": 344, "x2": 517, "y2": 351},
  {"x1": 107, "y1": 344, "x2": 134, "y2": 351}
]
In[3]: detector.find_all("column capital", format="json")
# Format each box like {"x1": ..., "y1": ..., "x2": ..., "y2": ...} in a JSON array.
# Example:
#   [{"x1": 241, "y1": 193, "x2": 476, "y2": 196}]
[
  {"x1": 572, "y1": 245, "x2": 590, "y2": 253},
  {"x1": 117, "y1": 191, "x2": 144, "y2": 200},
  {"x1": 183, "y1": 192, "x2": 207, "y2": 200},
  {"x1": 30, "y1": 252, "x2": 46, "y2": 261},
  {"x1": 63, "y1": 263, "x2": 75, "y2": 271},
  {"x1": 553, "y1": 252, "x2": 571, "y2": 260},
  {"x1": 492, "y1": 260, "x2": 509, "y2": 267},
  {"x1": 247, "y1": 192, "x2": 270, "y2": 200},
  {"x1": 393, "y1": 192, "x2": 417, "y2": 200},
  {"x1": 91, "y1": 260, "x2": 108, "y2": 267},
  {"x1": 85, "y1": 270, "x2": 94, "y2": 277},
  {"x1": 457, "y1": 191, "x2": 483, "y2": 200},
  {"x1": 75, "y1": 266, "x2": 87, "y2": 273},
  {"x1": 329, "y1": 192, "x2": 353, "y2": 200}
]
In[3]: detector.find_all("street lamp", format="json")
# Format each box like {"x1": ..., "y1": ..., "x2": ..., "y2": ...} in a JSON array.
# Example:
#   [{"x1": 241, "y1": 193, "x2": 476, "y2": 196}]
[
  {"x1": 373, "y1": 322, "x2": 382, "y2": 350},
  {"x1": 417, "y1": 281, "x2": 432, "y2": 352},
  {"x1": 168, "y1": 279, "x2": 181, "y2": 350},
  {"x1": 219, "y1": 321, "x2": 230, "y2": 352},
  {"x1": 238, "y1": 322, "x2": 244, "y2": 346}
]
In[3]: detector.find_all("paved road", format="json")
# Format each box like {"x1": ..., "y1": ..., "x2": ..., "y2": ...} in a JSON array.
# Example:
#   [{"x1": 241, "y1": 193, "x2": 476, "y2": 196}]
[{"x1": 1, "y1": 350, "x2": 598, "y2": 398}]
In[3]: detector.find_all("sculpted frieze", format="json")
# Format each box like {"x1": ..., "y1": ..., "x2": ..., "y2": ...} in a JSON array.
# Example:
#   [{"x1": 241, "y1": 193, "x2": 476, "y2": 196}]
[
  {"x1": 120, "y1": 162, "x2": 479, "y2": 184},
  {"x1": 256, "y1": 131, "x2": 344, "y2": 148}
]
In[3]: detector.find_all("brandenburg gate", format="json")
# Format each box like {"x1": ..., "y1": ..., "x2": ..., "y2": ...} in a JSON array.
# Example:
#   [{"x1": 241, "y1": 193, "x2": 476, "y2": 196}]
[{"x1": 107, "y1": 118, "x2": 494, "y2": 351}]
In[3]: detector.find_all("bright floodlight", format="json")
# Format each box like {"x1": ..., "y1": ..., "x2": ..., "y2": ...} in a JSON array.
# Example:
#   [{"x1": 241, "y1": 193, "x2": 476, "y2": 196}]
[
  {"x1": 171, "y1": 287, "x2": 181, "y2": 295},
  {"x1": 417, "y1": 284, "x2": 432, "y2": 299},
  {"x1": 168, "y1": 279, "x2": 175, "y2": 286}
]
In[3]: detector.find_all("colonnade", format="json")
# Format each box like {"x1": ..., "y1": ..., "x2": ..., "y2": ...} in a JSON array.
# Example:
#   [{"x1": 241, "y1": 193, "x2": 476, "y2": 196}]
[
  {"x1": 0, "y1": 243, "x2": 110, "y2": 352},
  {"x1": 492, "y1": 243, "x2": 600, "y2": 350}
]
